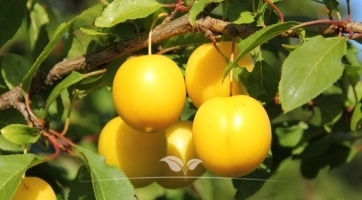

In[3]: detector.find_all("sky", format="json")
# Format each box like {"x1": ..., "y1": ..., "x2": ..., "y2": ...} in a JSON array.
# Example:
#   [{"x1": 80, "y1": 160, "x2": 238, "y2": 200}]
[{"x1": 342, "y1": 0, "x2": 362, "y2": 60}]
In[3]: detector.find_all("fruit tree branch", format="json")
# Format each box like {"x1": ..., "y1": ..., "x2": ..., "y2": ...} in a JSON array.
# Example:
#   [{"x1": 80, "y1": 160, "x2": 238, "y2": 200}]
[{"x1": 0, "y1": 10, "x2": 361, "y2": 114}]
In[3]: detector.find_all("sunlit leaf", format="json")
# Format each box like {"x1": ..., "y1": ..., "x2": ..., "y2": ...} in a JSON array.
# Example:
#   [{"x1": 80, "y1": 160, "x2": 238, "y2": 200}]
[
  {"x1": 0, "y1": 154, "x2": 37, "y2": 200},
  {"x1": 95, "y1": 0, "x2": 161, "y2": 28},
  {"x1": 225, "y1": 22, "x2": 299, "y2": 78},
  {"x1": 1, "y1": 124, "x2": 41, "y2": 145},
  {"x1": 76, "y1": 146, "x2": 136, "y2": 200},
  {"x1": 279, "y1": 36, "x2": 346, "y2": 113}
]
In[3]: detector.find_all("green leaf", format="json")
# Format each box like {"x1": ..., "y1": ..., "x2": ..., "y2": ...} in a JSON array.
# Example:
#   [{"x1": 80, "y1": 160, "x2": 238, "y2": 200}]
[
  {"x1": 0, "y1": 154, "x2": 37, "y2": 200},
  {"x1": 0, "y1": 0, "x2": 27, "y2": 48},
  {"x1": 275, "y1": 122, "x2": 306, "y2": 147},
  {"x1": 351, "y1": 98, "x2": 362, "y2": 132},
  {"x1": 27, "y1": 2, "x2": 50, "y2": 59},
  {"x1": 234, "y1": 67, "x2": 265, "y2": 98},
  {"x1": 188, "y1": 0, "x2": 224, "y2": 25},
  {"x1": 0, "y1": 109, "x2": 26, "y2": 130},
  {"x1": 300, "y1": 142, "x2": 351, "y2": 179},
  {"x1": 95, "y1": 0, "x2": 161, "y2": 28},
  {"x1": 233, "y1": 151, "x2": 272, "y2": 200},
  {"x1": 1, "y1": 124, "x2": 41, "y2": 145},
  {"x1": 250, "y1": 60, "x2": 280, "y2": 103},
  {"x1": 22, "y1": 19, "x2": 74, "y2": 95},
  {"x1": 0, "y1": 134, "x2": 23, "y2": 152},
  {"x1": 68, "y1": 165, "x2": 96, "y2": 200},
  {"x1": 76, "y1": 146, "x2": 136, "y2": 200},
  {"x1": 225, "y1": 21, "x2": 299, "y2": 77},
  {"x1": 162, "y1": 33, "x2": 209, "y2": 49},
  {"x1": 224, "y1": 0, "x2": 255, "y2": 24},
  {"x1": 272, "y1": 108, "x2": 314, "y2": 124},
  {"x1": 65, "y1": 4, "x2": 115, "y2": 58},
  {"x1": 1, "y1": 53, "x2": 31, "y2": 90},
  {"x1": 279, "y1": 36, "x2": 346, "y2": 113},
  {"x1": 45, "y1": 71, "x2": 92, "y2": 117}
]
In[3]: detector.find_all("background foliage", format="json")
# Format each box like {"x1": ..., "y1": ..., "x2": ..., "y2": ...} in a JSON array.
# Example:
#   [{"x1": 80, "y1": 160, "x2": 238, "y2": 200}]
[{"x1": 1, "y1": 0, "x2": 362, "y2": 199}]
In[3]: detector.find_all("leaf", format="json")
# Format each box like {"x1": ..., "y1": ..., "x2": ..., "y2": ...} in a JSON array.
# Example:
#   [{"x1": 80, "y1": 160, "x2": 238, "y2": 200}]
[
  {"x1": 300, "y1": 142, "x2": 351, "y2": 179},
  {"x1": 160, "y1": 156, "x2": 184, "y2": 172},
  {"x1": 0, "y1": 0, "x2": 27, "y2": 48},
  {"x1": 162, "y1": 33, "x2": 209, "y2": 49},
  {"x1": 234, "y1": 67, "x2": 265, "y2": 98},
  {"x1": 22, "y1": 19, "x2": 74, "y2": 95},
  {"x1": 68, "y1": 165, "x2": 96, "y2": 200},
  {"x1": 250, "y1": 60, "x2": 280, "y2": 103},
  {"x1": 1, "y1": 53, "x2": 31, "y2": 90},
  {"x1": 0, "y1": 154, "x2": 37, "y2": 200},
  {"x1": 351, "y1": 98, "x2": 362, "y2": 132},
  {"x1": 186, "y1": 158, "x2": 203, "y2": 170},
  {"x1": 275, "y1": 122, "x2": 306, "y2": 147},
  {"x1": 95, "y1": 0, "x2": 161, "y2": 28},
  {"x1": 225, "y1": 21, "x2": 299, "y2": 78},
  {"x1": 188, "y1": 0, "x2": 224, "y2": 25},
  {"x1": 1, "y1": 124, "x2": 41, "y2": 145},
  {"x1": 224, "y1": 0, "x2": 255, "y2": 24},
  {"x1": 279, "y1": 36, "x2": 346, "y2": 113},
  {"x1": 233, "y1": 151, "x2": 272, "y2": 200},
  {"x1": 27, "y1": 2, "x2": 50, "y2": 59},
  {"x1": 44, "y1": 71, "x2": 91, "y2": 118},
  {"x1": 0, "y1": 109, "x2": 26, "y2": 130},
  {"x1": 65, "y1": 4, "x2": 115, "y2": 58},
  {"x1": 76, "y1": 146, "x2": 136, "y2": 200},
  {"x1": 0, "y1": 134, "x2": 23, "y2": 152}
]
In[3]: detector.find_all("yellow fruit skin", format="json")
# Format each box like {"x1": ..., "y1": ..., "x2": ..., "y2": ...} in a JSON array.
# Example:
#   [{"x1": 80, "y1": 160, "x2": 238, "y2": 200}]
[
  {"x1": 98, "y1": 117, "x2": 167, "y2": 188},
  {"x1": 192, "y1": 95, "x2": 271, "y2": 178},
  {"x1": 157, "y1": 121, "x2": 206, "y2": 189},
  {"x1": 12, "y1": 177, "x2": 56, "y2": 200},
  {"x1": 112, "y1": 55, "x2": 186, "y2": 133},
  {"x1": 185, "y1": 41, "x2": 254, "y2": 108}
]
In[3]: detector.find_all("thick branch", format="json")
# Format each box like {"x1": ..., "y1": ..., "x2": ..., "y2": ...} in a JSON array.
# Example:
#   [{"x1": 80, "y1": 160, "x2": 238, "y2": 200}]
[{"x1": 0, "y1": 13, "x2": 361, "y2": 112}]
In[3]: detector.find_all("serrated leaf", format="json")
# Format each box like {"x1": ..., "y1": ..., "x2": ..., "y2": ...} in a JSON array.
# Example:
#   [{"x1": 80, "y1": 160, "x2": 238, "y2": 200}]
[
  {"x1": 0, "y1": 154, "x2": 37, "y2": 200},
  {"x1": 95, "y1": 0, "x2": 161, "y2": 28},
  {"x1": 0, "y1": 0, "x2": 27, "y2": 48},
  {"x1": 250, "y1": 60, "x2": 280, "y2": 103},
  {"x1": 225, "y1": 22, "x2": 299, "y2": 78},
  {"x1": 279, "y1": 36, "x2": 346, "y2": 113},
  {"x1": 1, "y1": 53, "x2": 31, "y2": 90},
  {"x1": 22, "y1": 19, "x2": 74, "y2": 95},
  {"x1": 160, "y1": 156, "x2": 184, "y2": 172},
  {"x1": 234, "y1": 67, "x2": 265, "y2": 98},
  {"x1": 68, "y1": 165, "x2": 96, "y2": 200},
  {"x1": 1, "y1": 124, "x2": 41, "y2": 145},
  {"x1": 186, "y1": 158, "x2": 202, "y2": 170},
  {"x1": 188, "y1": 0, "x2": 224, "y2": 25},
  {"x1": 76, "y1": 146, "x2": 136, "y2": 200}
]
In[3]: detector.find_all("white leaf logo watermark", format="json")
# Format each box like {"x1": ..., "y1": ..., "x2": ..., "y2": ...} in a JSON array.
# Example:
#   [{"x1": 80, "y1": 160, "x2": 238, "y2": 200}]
[{"x1": 160, "y1": 156, "x2": 202, "y2": 175}]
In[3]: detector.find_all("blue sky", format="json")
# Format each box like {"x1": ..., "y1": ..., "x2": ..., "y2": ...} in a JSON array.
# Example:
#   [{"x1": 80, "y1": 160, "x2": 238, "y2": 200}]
[{"x1": 342, "y1": 0, "x2": 362, "y2": 60}]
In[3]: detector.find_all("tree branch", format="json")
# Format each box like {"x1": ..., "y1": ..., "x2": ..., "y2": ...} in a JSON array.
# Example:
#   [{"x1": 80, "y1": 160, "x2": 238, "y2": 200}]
[{"x1": 0, "y1": 12, "x2": 361, "y2": 114}]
